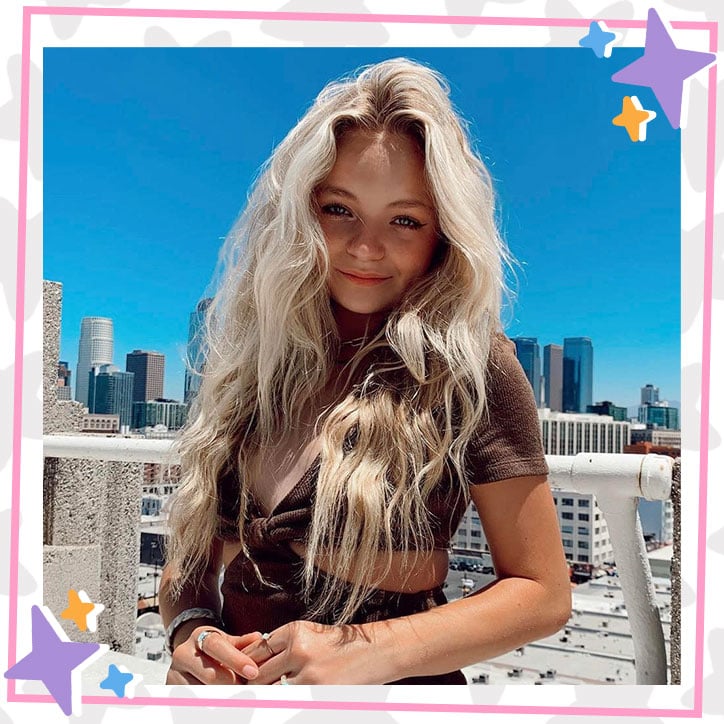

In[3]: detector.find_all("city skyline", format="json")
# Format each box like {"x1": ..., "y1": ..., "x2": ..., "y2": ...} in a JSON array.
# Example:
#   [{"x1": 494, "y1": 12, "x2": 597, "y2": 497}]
[{"x1": 45, "y1": 47, "x2": 680, "y2": 407}]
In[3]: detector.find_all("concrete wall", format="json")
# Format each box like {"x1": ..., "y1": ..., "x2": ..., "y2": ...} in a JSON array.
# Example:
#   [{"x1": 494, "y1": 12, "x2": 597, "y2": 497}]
[{"x1": 43, "y1": 280, "x2": 141, "y2": 653}]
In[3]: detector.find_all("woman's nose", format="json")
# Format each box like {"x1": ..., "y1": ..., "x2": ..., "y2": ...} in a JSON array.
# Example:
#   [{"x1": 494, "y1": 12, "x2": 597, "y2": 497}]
[{"x1": 346, "y1": 223, "x2": 385, "y2": 260}]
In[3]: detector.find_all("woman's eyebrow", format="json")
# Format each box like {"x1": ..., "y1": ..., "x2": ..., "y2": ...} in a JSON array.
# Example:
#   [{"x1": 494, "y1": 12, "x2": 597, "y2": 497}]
[{"x1": 317, "y1": 186, "x2": 433, "y2": 211}]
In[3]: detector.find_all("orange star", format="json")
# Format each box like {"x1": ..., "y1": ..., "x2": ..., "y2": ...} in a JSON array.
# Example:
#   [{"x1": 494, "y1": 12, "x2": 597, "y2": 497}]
[
  {"x1": 60, "y1": 589, "x2": 103, "y2": 632},
  {"x1": 612, "y1": 95, "x2": 657, "y2": 142}
]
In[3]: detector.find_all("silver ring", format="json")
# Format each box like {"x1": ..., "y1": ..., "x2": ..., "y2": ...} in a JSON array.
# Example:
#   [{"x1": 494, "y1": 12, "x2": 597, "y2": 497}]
[
  {"x1": 196, "y1": 629, "x2": 219, "y2": 654},
  {"x1": 280, "y1": 674, "x2": 290, "y2": 685},
  {"x1": 261, "y1": 632, "x2": 276, "y2": 656}
]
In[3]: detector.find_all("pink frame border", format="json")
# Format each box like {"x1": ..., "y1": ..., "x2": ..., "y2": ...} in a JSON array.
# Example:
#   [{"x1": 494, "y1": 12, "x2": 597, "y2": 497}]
[{"x1": 9, "y1": 6, "x2": 717, "y2": 717}]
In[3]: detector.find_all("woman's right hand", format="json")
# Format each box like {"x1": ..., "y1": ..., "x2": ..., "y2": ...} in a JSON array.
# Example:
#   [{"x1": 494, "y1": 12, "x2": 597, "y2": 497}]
[{"x1": 166, "y1": 625, "x2": 264, "y2": 685}]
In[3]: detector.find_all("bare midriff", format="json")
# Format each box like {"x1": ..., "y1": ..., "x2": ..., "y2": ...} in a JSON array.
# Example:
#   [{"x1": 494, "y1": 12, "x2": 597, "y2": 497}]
[{"x1": 221, "y1": 540, "x2": 449, "y2": 593}]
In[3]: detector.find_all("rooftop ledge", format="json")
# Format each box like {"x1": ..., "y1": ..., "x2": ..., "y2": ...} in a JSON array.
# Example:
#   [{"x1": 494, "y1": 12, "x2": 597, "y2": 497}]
[{"x1": 43, "y1": 435, "x2": 678, "y2": 685}]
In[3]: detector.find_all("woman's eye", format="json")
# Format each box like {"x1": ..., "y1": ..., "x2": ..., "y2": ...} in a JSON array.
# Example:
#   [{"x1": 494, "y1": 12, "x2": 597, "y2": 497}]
[
  {"x1": 321, "y1": 204, "x2": 353, "y2": 218},
  {"x1": 392, "y1": 216, "x2": 424, "y2": 230}
]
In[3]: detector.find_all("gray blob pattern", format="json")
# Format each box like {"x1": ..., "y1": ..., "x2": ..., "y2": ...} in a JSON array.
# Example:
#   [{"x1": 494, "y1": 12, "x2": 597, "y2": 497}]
[
  {"x1": 680, "y1": 628, "x2": 724, "y2": 713},
  {"x1": 259, "y1": 0, "x2": 389, "y2": 47},
  {"x1": 445, "y1": 0, "x2": 527, "y2": 39},
  {"x1": 707, "y1": 524, "x2": 724, "y2": 555},
  {"x1": 681, "y1": 363, "x2": 722, "y2": 451},
  {"x1": 143, "y1": 27, "x2": 233, "y2": 47},
  {"x1": 0, "y1": 509, "x2": 38, "y2": 597},
  {"x1": 280, "y1": 709, "x2": 398, "y2": 724},
  {"x1": 544, "y1": 0, "x2": 634, "y2": 49},
  {"x1": 544, "y1": 686, "x2": 661, "y2": 724},
  {"x1": 0, "y1": 198, "x2": 17, "y2": 317},
  {"x1": 45, "y1": 0, "x2": 132, "y2": 42},
  {"x1": 310, "y1": 684, "x2": 390, "y2": 703},
  {"x1": 0, "y1": 56, "x2": 42, "y2": 181},
  {"x1": 467, "y1": 683, "x2": 505, "y2": 705},
  {"x1": 0, "y1": 352, "x2": 43, "y2": 471},
  {"x1": 681, "y1": 217, "x2": 706, "y2": 336},
  {"x1": 0, "y1": 703, "x2": 15, "y2": 724},
  {"x1": 167, "y1": 687, "x2": 256, "y2": 724},
  {"x1": 0, "y1": 362, "x2": 14, "y2": 470},
  {"x1": 0, "y1": 202, "x2": 42, "y2": 322},
  {"x1": 22, "y1": 351, "x2": 43, "y2": 441},
  {"x1": 682, "y1": 78, "x2": 722, "y2": 195}
]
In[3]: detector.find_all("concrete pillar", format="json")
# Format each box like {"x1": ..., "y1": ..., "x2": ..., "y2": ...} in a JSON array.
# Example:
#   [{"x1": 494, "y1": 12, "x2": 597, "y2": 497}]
[{"x1": 43, "y1": 280, "x2": 141, "y2": 654}]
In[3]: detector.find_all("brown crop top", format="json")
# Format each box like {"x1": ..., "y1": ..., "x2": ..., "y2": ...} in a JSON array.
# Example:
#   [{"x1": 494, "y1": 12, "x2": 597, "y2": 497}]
[{"x1": 215, "y1": 333, "x2": 548, "y2": 550}]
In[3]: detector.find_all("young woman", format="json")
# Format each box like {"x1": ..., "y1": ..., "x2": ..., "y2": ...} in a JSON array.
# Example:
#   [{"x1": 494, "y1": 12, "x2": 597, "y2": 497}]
[{"x1": 160, "y1": 57, "x2": 571, "y2": 685}]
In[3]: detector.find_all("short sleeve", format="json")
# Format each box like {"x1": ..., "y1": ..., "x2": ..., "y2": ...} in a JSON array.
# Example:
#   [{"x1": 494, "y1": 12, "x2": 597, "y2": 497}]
[{"x1": 465, "y1": 334, "x2": 549, "y2": 484}]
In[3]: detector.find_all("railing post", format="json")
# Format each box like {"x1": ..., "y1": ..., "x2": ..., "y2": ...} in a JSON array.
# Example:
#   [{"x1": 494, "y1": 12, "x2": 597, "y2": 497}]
[{"x1": 594, "y1": 492, "x2": 668, "y2": 684}]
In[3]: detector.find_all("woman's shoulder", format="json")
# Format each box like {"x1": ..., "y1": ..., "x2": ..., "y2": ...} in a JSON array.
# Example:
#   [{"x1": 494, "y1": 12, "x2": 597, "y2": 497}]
[{"x1": 465, "y1": 330, "x2": 548, "y2": 485}]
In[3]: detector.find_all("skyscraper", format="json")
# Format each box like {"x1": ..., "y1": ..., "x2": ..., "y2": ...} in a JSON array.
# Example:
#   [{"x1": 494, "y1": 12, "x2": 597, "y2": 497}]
[
  {"x1": 125, "y1": 350, "x2": 165, "y2": 402},
  {"x1": 511, "y1": 337, "x2": 541, "y2": 406},
  {"x1": 641, "y1": 384, "x2": 660, "y2": 405},
  {"x1": 57, "y1": 361, "x2": 72, "y2": 401},
  {"x1": 87, "y1": 364, "x2": 135, "y2": 429},
  {"x1": 75, "y1": 317, "x2": 113, "y2": 407},
  {"x1": 562, "y1": 337, "x2": 593, "y2": 413},
  {"x1": 184, "y1": 298, "x2": 212, "y2": 404},
  {"x1": 543, "y1": 344, "x2": 563, "y2": 411}
]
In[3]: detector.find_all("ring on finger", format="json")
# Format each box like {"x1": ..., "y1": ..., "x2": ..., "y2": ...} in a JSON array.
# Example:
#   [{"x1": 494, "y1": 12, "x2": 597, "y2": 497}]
[
  {"x1": 261, "y1": 632, "x2": 276, "y2": 656},
  {"x1": 196, "y1": 629, "x2": 220, "y2": 654},
  {"x1": 280, "y1": 674, "x2": 290, "y2": 685}
]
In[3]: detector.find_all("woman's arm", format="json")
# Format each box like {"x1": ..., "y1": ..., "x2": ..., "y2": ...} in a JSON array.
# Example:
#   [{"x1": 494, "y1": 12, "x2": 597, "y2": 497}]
[
  {"x1": 244, "y1": 474, "x2": 571, "y2": 684},
  {"x1": 160, "y1": 538, "x2": 263, "y2": 684}
]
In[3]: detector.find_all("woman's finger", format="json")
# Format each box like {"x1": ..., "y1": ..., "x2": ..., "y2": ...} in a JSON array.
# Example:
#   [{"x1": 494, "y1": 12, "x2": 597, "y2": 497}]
[
  {"x1": 192, "y1": 629, "x2": 262, "y2": 680},
  {"x1": 166, "y1": 668, "x2": 204, "y2": 685}
]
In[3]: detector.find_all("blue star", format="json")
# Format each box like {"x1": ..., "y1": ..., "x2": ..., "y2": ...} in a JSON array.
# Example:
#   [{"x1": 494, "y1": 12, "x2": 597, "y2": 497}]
[
  {"x1": 100, "y1": 663, "x2": 135, "y2": 697},
  {"x1": 579, "y1": 20, "x2": 619, "y2": 59},
  {"x1": 4, "y1": 605, "x2": 105, "y2": 716}
]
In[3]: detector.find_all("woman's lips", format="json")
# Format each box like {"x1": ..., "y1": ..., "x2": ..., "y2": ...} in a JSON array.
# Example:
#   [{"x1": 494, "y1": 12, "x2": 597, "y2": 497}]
[{"x1": 338, "y1": 270, "x2": 390, "y2": 286}]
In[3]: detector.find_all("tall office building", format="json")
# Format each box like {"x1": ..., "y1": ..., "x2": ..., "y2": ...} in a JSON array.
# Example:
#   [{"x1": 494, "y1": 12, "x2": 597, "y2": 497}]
[
  {"x1": 126, "y1": 350, "x2": 165, "y2": 402},
  {"x1": 87, "y1": 364, "x2": 134, "y2": 430},
  {"x1": 638, "y1": 403, "x2": 679, "y2": 430},
  {"x1": 184, "y1": 298, "x2": 212, "y2": 404},
  {"x1": 641, "y1": 384, "x2": 660, "y2": 405},
  {"x1": 57, "y1": 361, "x2": 72, "y2": 401},
  {"x1": 543, "y1": 344, "x2": 563, "y2": 411},
  {"x1": 587, "y1": 400, "x2": 627, "y2": 421},
  {"x1": 512, "y1": 337, "x2": 541, "y2": 406},
  {"x1": 132, "y1": 398, "x2": 188, "y2": 430},
  {"x1": 75, "y1": 317, "x2": 114, "y2": 407},
  {"x1": 562, "y1": 337, "x2": 593, "y2": 413},
  {"x1": 453, "y1": 408, "x2": 627, "y2": 568}
]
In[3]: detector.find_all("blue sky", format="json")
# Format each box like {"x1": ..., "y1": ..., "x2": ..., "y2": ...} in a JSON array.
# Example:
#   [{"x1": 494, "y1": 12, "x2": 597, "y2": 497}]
[{"x1": 44, "y1": 47, "x2": 680, "y2": 408}]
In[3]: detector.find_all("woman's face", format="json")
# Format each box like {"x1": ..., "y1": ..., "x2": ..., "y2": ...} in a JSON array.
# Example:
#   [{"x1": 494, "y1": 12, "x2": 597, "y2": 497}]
[{"x1": 315, "y1": 130, "x2": 441, "y2": 318}]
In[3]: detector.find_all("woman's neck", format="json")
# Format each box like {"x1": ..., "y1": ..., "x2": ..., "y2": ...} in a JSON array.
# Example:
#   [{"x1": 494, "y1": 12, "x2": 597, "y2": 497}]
[{"x1": 332, "y1": 302, "x2": 387, "y2": 344}]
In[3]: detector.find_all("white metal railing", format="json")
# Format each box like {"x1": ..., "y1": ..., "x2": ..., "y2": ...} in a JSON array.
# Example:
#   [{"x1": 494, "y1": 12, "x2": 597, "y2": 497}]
[{"x1": 43, "y1": 435, "x2": 674, "y2": 684}]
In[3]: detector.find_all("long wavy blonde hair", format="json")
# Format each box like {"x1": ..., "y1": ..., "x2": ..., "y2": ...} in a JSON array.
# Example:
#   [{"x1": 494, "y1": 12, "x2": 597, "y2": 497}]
[{"x1": 166, "y1": 57, "x2": 511, "y2": 623}]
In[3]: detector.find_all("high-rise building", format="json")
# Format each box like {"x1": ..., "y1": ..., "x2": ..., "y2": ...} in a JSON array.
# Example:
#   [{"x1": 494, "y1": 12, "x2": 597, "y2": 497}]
[
  {"x1": 641, "y1": 384, "x2": 660, "y2": 405},
  {"x1": 75, "y1": 317, "x2": 113, "y2": 407},
  {"x1": 638, "y1": 403, "x2": 679, "y2": 430},
  {"x1": 543, "y1": 344, "x2": 563, "y2": 411},
  {"x1": 453, "y1": 408, "x2": 627, "y2": 568},
  {"x1": 125, "y1": 350, "x2": 165, "y2": 402},
  {"x1": 184, "y1": 298, "x2": 212, "y2": 404},
  {"x1": 562, "y1": 337, "x2": 593, "y2": 413},
  {"x1": 587, "y1": 400, "x2": 627, "y2": 422},
  {"x1": 57, "y1": 361, "x2": 72, "y2": 401},
  {"x1": 87, "y1": 364, "x2": 134, "y2": 430},
  {"x1": 538, "y1": 409, "x2": 630, "y2": 455},
  {"x1": 512, "y1": 337, "x2": 541, "y2": 406},
  {"x1": 132, "y1": 398, "x2": 188, "y2": 430}
]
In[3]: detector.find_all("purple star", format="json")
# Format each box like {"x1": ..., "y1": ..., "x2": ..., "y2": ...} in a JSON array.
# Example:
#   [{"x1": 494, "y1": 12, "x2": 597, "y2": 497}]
[
  {"x1": 4, "y1": 605, "x2": 104, "y2": 716},
  {"x1": 611, "y1": 8, "x2": 715, "y2": 129}
]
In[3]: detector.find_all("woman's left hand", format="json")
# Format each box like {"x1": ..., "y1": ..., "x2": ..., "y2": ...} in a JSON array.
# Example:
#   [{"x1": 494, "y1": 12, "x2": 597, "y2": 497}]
[{"x1": 241, "y1": 620, "x2": 386, "y2": 685}]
